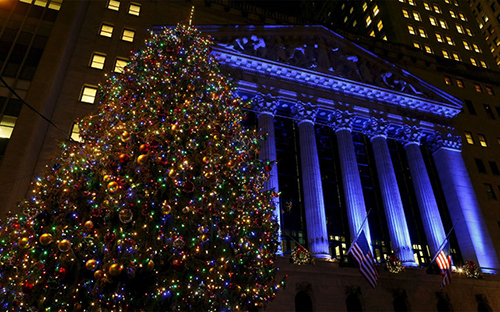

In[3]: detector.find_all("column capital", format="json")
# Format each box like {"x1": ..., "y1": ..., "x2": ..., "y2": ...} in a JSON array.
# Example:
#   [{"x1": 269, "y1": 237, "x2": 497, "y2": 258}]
[
  {"x1": 362, "y1": 117, "x2": 388, "y2": 140},
  {"x1": 395, "y1": 125, "x2": 422, "y2": 147},
  {"x1": 292, "y1": 102, "x2": 318, "y2": 125},
  {"x1": 424, "y1": 128, "x2": 462, "y2": 153},
  {"x1": 328, "y1": 109, "x2": 353, "y2": 132},
  {"x1": 254, "y1": 93, "x2": 278, "y2": 116}
]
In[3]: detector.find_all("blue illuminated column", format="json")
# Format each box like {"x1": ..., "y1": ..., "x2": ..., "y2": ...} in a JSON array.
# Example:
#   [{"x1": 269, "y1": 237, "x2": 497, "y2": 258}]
[
  {"x1": 395, "y1": 125, "x2": 446, "y2": 256},
  {"x1": 254, "y1": 94, "x2": 282, "y2": 255},
  {"x1": 363, "y1": 117, "x2": 415, "y2": 264},
  {"x1": 328, "y1": 109, "x2": 372, "y2": 250},
  {"x1": 292, "y1": 102, "x2": 330, "y2": 259},
  {"x1": 428, "y1": 130, "x2": 500, "y2": 272}
]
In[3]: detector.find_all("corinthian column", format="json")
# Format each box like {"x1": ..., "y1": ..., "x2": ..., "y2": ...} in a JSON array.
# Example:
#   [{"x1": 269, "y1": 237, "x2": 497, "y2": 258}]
[
  {"x1": 292, "y1": 102, "x2": 330, "y2": 259},
  {"x1": 254, "y1": 94, "x2": 282, "y2": 254},
  {"x1": 395, "y1": 125, "x2": 446, "y2": 256},
  {"x1": 328, "y1": 110, "x2": 372, "y2": 250},
  {"x1": 427, "y1": 128, "x2": 500, "y2": 272},
  {"x1": 363, "y1": 117, "x2": 414, "y2": 264}
]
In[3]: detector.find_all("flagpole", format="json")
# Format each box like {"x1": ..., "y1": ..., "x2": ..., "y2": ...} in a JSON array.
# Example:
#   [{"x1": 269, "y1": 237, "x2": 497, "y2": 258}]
[
  {"x1": 346, "y1": 209, "x2": 372, "y2": 256},
  {"x1": 426, "y1": 219, "x2": 459, "y2": 269}
]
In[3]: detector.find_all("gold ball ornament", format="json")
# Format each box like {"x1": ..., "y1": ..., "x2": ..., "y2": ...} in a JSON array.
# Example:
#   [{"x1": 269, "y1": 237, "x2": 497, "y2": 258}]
[
  {"x1": 19, "y1": 237, "x2": 30, "y2": 249},
  {"x1": 83, "y1": 220, "x2": 94, "y2": 231},
  {"x1": 121, "y1": 131, "x2": 131, "y2": 142},
  {"x1": 109, "y1": 263, "x2": 123, "y2": 276},
  {"x1": 86, "y1": 259, "x2": 98, "y2": 271},
  {"x1": 161, "y1": 201, "x2": 172, "y2": 215},
  {"x1": 39, "y1": 233, "x2": 53, "y2": 245},
  {"x1": 58, "y1": 239, "x2": 72, "y2": 252},
  {"x1": 146, "y1": 260, "x2": 154, "y2": 271},
  {"x1": 168, "y1": 169, "x2": 176, "y2": 178},
  {"x1": 103, "y1": 175, "x2": 112, "y2": 182},
  {"x1": 137, "y1": 154, "x2": 148, "y2": 164},
  {"x1": 107, "y1": 181, "x2": 119, "y2": 193},
  {"x1": 94, "y1": 270, "x2": 105, "y2": 279}
]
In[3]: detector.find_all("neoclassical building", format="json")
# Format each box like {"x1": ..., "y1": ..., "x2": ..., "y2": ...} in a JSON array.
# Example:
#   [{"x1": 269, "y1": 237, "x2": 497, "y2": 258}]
[{"x1": 196, "y1": 25, "x2": 500, "y2": 310}]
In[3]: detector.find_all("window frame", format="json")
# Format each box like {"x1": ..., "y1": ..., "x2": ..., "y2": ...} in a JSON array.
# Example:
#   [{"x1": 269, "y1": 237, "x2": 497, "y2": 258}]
[
  {"x1": 478, "y1": 134, "x2": 488, "y2": 147},
  {"x1": 128, "y1": 2, "x2": 141, "y2": 16},
  {"x1": 121, "y1": 28, "x2": 135, "y2": 42},
  {"x1": 114, "y1": 58, "x2": 129, "y2": 73},
  {"x1": 80, "y1": 85, "x2": 98, "y2": 104},
  {"x1": 90, "y1": 53, "x2": 106, "y2": 70},
  {"x1": 464, "y1": 131, "x2": 474, "y2": 144},
  {"x1": 107, "y1": 0, "x2": 120, "y2": 11},
  {"x1": 99, "y1": 23, "x2": 114, "y2": 37}
]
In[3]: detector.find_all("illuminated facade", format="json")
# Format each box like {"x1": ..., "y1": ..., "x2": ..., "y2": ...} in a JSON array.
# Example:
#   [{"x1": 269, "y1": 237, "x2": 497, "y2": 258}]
[{"x1": 469, "y1": 0, "x2": 500, "y2": 67}]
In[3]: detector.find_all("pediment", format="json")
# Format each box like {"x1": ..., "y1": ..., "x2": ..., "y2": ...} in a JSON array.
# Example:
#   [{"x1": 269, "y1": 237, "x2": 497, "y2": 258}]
[{"x1": 197, "y1": 25, "x2": 461, "y2": 111}]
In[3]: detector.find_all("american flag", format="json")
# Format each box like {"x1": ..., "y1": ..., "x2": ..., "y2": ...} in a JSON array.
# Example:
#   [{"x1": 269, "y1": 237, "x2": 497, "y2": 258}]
[
  {"x1": 435, "y1": 240, "x2": 452, "y2": 289},
  {"x1": 348, "y1": 231, "x2": 378, "y2": 288}
]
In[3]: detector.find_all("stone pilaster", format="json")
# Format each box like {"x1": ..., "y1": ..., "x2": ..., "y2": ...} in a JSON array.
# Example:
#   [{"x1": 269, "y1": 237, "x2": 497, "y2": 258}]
[
  {"x1": 254, "y1": 94, "x2": 282, "y2": 254},
  {"x1": 363, "y1": 117, "x2": 414, "y2": 264},
  {"x1": 395, "y1": 125, "x2": 446, "y2": 256},
  {"x1": 292, "y1": 102, "x2": 330, "y2": 259},
  {"x1": 427, "y1": 128, "x2": 500, "y2": 272},
  {"x1": 328, "y1": 110, "x2": 372, "y2": 250}
]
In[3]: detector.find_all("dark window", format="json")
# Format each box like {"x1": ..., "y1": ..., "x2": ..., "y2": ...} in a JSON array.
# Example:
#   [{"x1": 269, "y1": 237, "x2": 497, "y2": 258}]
[
  {"x1": 489, "y1": 161, "x2": 500, "y2": 175},
  {"x1": 347, "y1": 293, "x2": 363, "y2": 312},
  {"x1": 485, "y1": 184, "x2": 497, "y2": 200},
  {"x1": 295, "y1": 291, "x2": 313, "y2": 312},
  {"x1": 475, "y1": 158, "x2": 487, "y2": 173},
  {"x1": 484, "y1": 104, "x2": 496, "y2": 119},
  {"x1": 495, "y1": 106, "x2": 500, "y2": 118},
  {"x1": 437, "y1": 298, "x2": 453, "y2": 312},
  {"x1": 465, "y1": 100, "x2": 476, "y2": 114}
]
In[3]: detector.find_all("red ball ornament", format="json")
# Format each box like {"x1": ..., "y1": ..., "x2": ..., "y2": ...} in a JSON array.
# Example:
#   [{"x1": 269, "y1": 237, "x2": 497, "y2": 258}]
[
  {"x1": 172, "y1": 259, "x2": 186, "y2": 271},
  {"x1": 265, "y1": 165, "x2": 272, "y2": 172},
  {"x1": 22, "y1": 281, "x2": 34, "y2": 294},
  {"x1": 56, "y1": 267, "x2": 66, "y2": 279},
  {"x1": 183, "y1": 181, "x2": 194, "y2": 193},
  {"x1": 119, "y1": 154, "x2": 130, "y2": 163}
]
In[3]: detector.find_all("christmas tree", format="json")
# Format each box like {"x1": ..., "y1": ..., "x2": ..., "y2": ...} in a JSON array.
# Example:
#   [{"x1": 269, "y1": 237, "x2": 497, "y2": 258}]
[{"x1": 0, "y1": 23, "x2": 283, "y2": 311}]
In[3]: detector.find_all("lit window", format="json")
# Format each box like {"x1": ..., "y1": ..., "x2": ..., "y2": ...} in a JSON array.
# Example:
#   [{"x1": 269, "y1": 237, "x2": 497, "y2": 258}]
[
  {"x1": 399, "y1": 0, "x2": 405, "y2": 2},
  {"x1": 34, "y1": 0, "x2": 47, "y2": 7},
  {"x1": 344, "y1": 16, "x2": 348, "y2": 23},
  {"x1": 439, "y1": 19, "x2": 448, "y2": 29},
  {"x1": 413, "y1": 11, "x2": 421, "y2": 21},
  {"x1": 444, "y1": 76, "x2": 452, "y2": 85},
  {"x1": 382, "y1": 35, "x2": 388, "y2": 41},
  {"x1": 408, "y1": 25, "x2": 416, "y2": 35},
  {"x1": 107, "y1": 0, "x2": 120, "y2": 11},
  {"x1": 128, "y1": 3, "x2": 140, "y2": 15},
  {"x1": 446, "y1": 36, "x2": 454, "y2": 45},
  {"x1": 369, "y1": 30, "x2": 376, "y2": 37},
  {"x1": 478, "y1": 134, "x2": 488, "y2": 147},
  {"x1": 114, "y1": 58, "x2": 128, "y2": 73},
  {"x1": 408, "y1": 0, "x2": 415, "y2": 6},
  {"x1": 482, "y1": 14, "x2": 489, "y2": 23},
  {"x1": 419, "y1": 28, "x2": 428, "y2": 38},
  {"x1": 373, "y1": 5, "x2": 379, "y2": 16},
  {"x1": 424, "y1": 45, "x2": 433, "y2": 53},
  {"x1": 424, "y1": 2, "x2": 431, "y2": 10},
  {"x1": 403, "y1": 9, "x2": 410, "y2": 18},
  {"x1": 100, "y1": 24, "x2": 114, "y2": 37},
  {"x1": 459, "y1": 12, "x2": 467, "y2": 21},
  {"x1": 456, "y1": 24, "x2": 464, "y2": 33},
  {"x1": 413, "y1": 42, "x2": 421, "y2": 49},
  {"x1": 353, "y1": 20, "x2": 357, "y2": 27},
  {"x1": 436, "y1": 32, "x2": 444, "y2": 42},
  {"x1": 80, "y1": 86, "x2": 98, "y2": 104},
  {"x1": 478, "y1": 20, "x2": 484, "y2": 29},
  {"x1": 466, "y1": 27, "x2": 473, "y2": 36},
  {"x1": 0, "y1": 116, "x2": 16, "y2": 139},
  {"x1": 474, "y1": 83, "x2": 482, "y2": 93},
  {"x1": 464, "y1": 131, "x2": 474, "y2": 144},
  {"x1": 452, "y1": 52, "x2": 461, "y2": 61},
  {"x1": 473, "y1": 43, "x2": 482, "y2": 53},
  {"x1": 470, "y1": 57, "x2": 478, "y2": 66},
  {"x1": 444, "y1": 0, "x2": 450, "y2": 3},
  {"x1": 90, "y1": 53, "x2": 106, "y2": 69},
  {"x1": 377, "y1": 20, "x2": 383, "y2": 31},
  {"x1": 122, "y1": 29, "x2": 135, "y2": 42},
  {"x1": 442, "y1": 50, "x2": 450, "y2": 59},
  {"x1": 433, "y1": 5, "x2": 441, "y2": 14},
  {"x1": 350, "y1": 7, "x2": 354, "y2": 13},
  {"x1": 449, "y1": 10, "x2": 457, "y2": 18},
  {"x1": 429, "y1": 16, "x2": 437, "y2": 26},
  {"x1": 453, "y1": 0, "x2": 459, "y2": 6},
  {"x1": 486, "y1": 86, "x2": 494, "y2": 95},
  {"x1": 456, "y1": 79, "x2": 464, "y2": 88},
  {"x1": 70, "y1": 123, "x2": 82, "y2": 142},
  {"x1": 480, "y1": 60, "x2": 488, "y2": 68},
  {"x1": 463, "y1": 40, "x2": 471, "y2": 50},
  {"x1": 362, "y1": 2, "x2": 368, "y2": 11},
  {"x1": 366, "y1": 15, "x2": 372, "y2": 26},
  {"x1": 48, "y1": 0, "x2": 62, "y2": 10}
]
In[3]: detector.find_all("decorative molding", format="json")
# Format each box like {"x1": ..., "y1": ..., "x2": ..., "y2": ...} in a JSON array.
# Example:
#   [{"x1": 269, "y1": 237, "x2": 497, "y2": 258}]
[
  {"x1": 395, "y1": 125, "x2": 422, "y2": 146},
  {"x1": 328, "y1": 109, "x2": 353, "y2": 132},
  {"x1": 362, "y1": 117, "x2": 388, "y2": 140},
  {"x1": 292, "y1": 102, "x2": 318, "y2": 124},
  {"x1": 425, "y1": 127, "x2": 462, "y2": 153},
  {"x1": 254, "y1": 93, "x2": 278, "y2": 116}
]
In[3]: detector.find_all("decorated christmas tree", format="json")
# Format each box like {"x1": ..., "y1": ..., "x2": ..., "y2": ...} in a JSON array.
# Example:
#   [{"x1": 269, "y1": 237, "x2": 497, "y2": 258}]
[{"x1": 0, "y1": 23, "x2": 283, "y2": 311}]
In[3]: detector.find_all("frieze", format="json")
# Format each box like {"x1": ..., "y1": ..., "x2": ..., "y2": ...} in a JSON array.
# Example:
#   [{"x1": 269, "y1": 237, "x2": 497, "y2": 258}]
[{"x1": 424, "y1": 127, "x2": 462, "y2": 153}]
